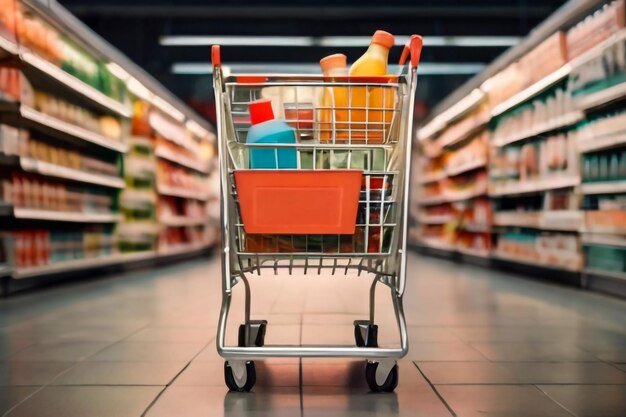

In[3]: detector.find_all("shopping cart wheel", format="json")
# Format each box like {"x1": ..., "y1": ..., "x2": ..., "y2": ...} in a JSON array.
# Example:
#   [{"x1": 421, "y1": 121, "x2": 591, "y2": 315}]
[
  {"x1": 224, "y1": 360, "x2": 256, "y2": 392},
  {"x1": 365, "y1": 361, "x2": 398, "y2": 392},
  {"x1": 354, "y1": 320, "x2": 378, "y2": 347}
]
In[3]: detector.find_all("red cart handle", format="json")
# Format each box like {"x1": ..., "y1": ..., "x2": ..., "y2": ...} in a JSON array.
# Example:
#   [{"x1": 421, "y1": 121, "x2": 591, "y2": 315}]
[
  {"x1": 212, "y1": 45, "x2": 221, "y2": 68},
  {"x1": 399, "y1": 35, "x2": 423, "y2": 68}
]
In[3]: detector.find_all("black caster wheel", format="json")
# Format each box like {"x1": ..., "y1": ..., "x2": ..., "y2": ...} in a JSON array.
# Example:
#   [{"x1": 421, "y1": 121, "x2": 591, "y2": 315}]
[
  {"x1": 224, "y1": 360, "x2": 256, "y2": 392},
  {"x1": 354, "y1": 320, "x2": 378, "y2": 347},
  {"x1": 365, "y1": 361, "x2": 398, "y2": 392}
]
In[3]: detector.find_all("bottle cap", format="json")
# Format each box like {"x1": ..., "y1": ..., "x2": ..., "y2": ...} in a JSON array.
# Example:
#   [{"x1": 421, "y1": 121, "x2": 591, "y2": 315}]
[
  {"x1": 249, "y1": 99, "x2": 274, "y2": 125},
  {"x1": 320, "y1": 54, "x2": 347, "y2": 74},
  {"x1": 371, "y1": 30, "x2": 395, "y2": 49}
]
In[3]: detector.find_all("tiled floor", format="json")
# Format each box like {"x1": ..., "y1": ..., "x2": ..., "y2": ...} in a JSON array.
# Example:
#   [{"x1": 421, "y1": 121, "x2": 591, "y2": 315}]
[{"x1": 1, "y1": 253, "x2": 626, "y2": 416}]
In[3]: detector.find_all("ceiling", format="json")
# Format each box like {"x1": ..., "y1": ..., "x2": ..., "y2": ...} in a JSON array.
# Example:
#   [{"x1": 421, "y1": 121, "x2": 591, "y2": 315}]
[{"x1": 59, "y1": 0, "x2": 567, "y2": 123}]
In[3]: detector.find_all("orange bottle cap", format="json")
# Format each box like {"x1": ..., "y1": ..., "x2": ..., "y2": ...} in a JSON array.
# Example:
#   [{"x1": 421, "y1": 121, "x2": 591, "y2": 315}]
[
  {"x1": 371, "y1": 30, "x2": 395, "y2": 49},
  {"x1": 249, "y1": 99, "x2": 275, "y2": 125},
  {"x1": 320, "y1": 53, "x2": 347, "y2": 74}
]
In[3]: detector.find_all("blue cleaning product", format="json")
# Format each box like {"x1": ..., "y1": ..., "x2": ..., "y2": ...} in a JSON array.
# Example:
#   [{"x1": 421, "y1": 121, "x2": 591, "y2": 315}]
[{"x1": 247, "y1": 99, "x2": 297, "y2": 169}]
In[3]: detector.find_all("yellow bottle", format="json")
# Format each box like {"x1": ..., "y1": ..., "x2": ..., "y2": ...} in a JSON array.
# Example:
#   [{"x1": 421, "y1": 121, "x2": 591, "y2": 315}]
[
  {"x1": 319, "y1": 53, "x2": 348, "y2": 142},
  {"x1": 349, "y1": 30, "x2": 395, "y2": 143}
]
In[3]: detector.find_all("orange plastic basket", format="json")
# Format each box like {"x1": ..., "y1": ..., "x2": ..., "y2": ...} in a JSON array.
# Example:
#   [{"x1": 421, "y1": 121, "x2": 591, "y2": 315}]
[{"x1": 234, "y1": 170, "x2": 363, "y2": 235}]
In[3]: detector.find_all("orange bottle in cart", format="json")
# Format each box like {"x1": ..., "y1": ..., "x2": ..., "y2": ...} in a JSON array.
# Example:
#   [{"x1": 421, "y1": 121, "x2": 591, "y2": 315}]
[
  {"x1": 348, "y1": 30, "x2": 396, "y2": 142},
  {"x1": 319, "y1": 53, "x2": 348, "y2": 141}
]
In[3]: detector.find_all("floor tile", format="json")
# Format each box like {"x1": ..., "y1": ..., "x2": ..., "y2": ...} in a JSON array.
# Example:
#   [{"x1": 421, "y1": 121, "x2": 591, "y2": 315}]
[
  {"x1": 124, "y1": 327, "x2": 213, "y2": 344},
  {"x1": 437, "y1": 385, "x2": 573, "y2": 417},
  {"x1": 0, "y1": 387, "x2": 38, "y2": 415},
  {"x1": 172, "y1": 360, "x2": 300, "y2": 387},
  {"x1": 615, "y1": 363, "x2": 626, "y2": 372},
  {"x1": 416, "y1": 361, "x2": 518, "y2": 384},
  {"x1": 591, "y1": 349, "x2": 626, "y2": 363},
  {"x1": 52, "y1": 362, "x2": 187, "y2": 386},
  {"x1": 539, "y1": 385, "x2": 626, "y2": 417},
  {"x1": 501, "y1": 362, "x2": 626, "y2": 384},
  {"x1": 407, "y1": 326, "x2": 460, "y2": 343},
  {"x1": 405, "y1": 342, "x2": 488, "y2": 361},
  {"x1": 5, "y1": 342, "x2": 111, "y2": 362},
  {"x1": 0, "y1": 362, "x2": 74, "y2": 386},
  {"x1": 470, "y1": 343, "x2": 599, "y2": 362},
  {"x1": 4, "y1": 386, "x2": 162, "y2": 417},
  {"x1": 145, "y1": 386, "x2": 301, "y2": 417},
  {"x1": 302, "y1": 385, "x2": 453, "y2": 417},
  {"x1": 86, "y1": 342, "x2": 205, "y2": 362}
]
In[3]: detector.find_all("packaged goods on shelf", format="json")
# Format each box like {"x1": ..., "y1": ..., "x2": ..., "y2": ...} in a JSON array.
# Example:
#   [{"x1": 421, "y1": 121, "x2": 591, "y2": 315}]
[
  {"x1": 456, "y1": 231, "x2": 491, "y2": 254},
  {"x1": 581, "y1": 148, "x2": 626, "y2": 182},
  {"x1": 569, "y1": 33, "x2": 626, "y2": 99},
  {"x1": 1, "y1": 173, "x2": 115, "y2": 214},
  {"x1": 496, "y1": 230, "x2": 581, "y2": 271},
  {"x1": 33, "y1": 91, "x2": 123, "y2": 140},
  {"x1": 11, "y1": 227, "x2": 115, "y2": 268},
  {"x1": 149, "y1": 109, "x2": 198, "y2": 153},
  {"x1": 0, "y1": 67, "x2": 24, "y2": 101},
  {"x1": 444, "y1": 132, "x2": 488, "y2": 175},
  {"x1": 156, "y1": 159, "x2": 210, "y2": 195},
  {"x1": 519, "y1": 32, "x2": 568, "y2": 87},
  {"x1": 436, "y1": 104, "x2": 489, "y2": 148},
  {"x1": 459, "y1": 198, "x2": 492, "y2": 229},
  {"x1": 575, "y1": 108, "x2": 626, "y2": 152},
  {"x1": 492, "y1": 87, "x2": 576, "y2": 145},
  {"x1": 484, "y1": 63, "x2": 522, "y2": 109},
  {"x1": 158, "y1": 197, "x2": 207, "y2": 221},
  {"x1": 584, "y1": 243, "x2": 626, "y2": 275},
  {"x1": 566, "y1": 0, "x2": 626, "y2": 60},
  {"x1": 417, "y1": 156, "x2": 445, "y2": 183},
  {"x1": 490, "y1": 131, "x2": 577, "y2": 190},
  {"x1": 0, "y1": 124, "x2": 24, "y2": 155},
  {"x1": 0, "y1": 0, "x2": 17, "y2": 41}
]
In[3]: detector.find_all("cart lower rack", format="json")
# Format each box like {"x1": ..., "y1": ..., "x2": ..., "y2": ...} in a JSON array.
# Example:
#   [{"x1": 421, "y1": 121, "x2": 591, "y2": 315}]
[{"x1": 212, "y1": 35, "x2": 423, "y2": 392}]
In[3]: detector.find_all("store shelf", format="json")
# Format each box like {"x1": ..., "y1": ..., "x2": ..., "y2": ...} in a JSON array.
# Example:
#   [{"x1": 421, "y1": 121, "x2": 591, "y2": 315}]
[
  {"x1": 158, "y1": 241, "x2": 211, "y2": 256},
  {"x1": 16, "y1": 105, "x2": 128, "y2": 153},
  {"x1": 417, "y1": 171, "x2": 447, "y2": 184},
  {"x1": 0, "y1": 31, "x2": 18, "y2": 57},
  {"x1": 493, "y1": 250, "x2": 581, "y2": 272},
  {"x1": 417, "y1": 238, "x2": 456, "y2": 252},
  {"x1": 160, "y1": 216, "x2": 209, "y2": 227},
  {"x1": 581, "y1": 233, "x2": 626, "y2": 248},
  {"x1": 581, "y1": 181, "x2": 626, "y2": 195},
  {"x1": 446, "y1": 159, "x2": 487, "y2": 177},
  {"x1": 440, "y1": 119, "x2": 488, "y2": 148},
  {"x1": 493, "y1": 111, "x2": 584, "y2": 147},
  {"x1": 21, "y1": 51, "x2": 132, "y2": 118},
  {"x1": 157, "y1": 185, "x2": 210, "y2": 201},
  {"x1": 460, "y1": 223, "x2": 491, "y2": 233},
  {"x1": 490, "y1": 64, "x2": 571, "y2": 118},
  {"x1": 458, "y1": 246, "x2": 490, "y2": 258},
  {"x1": 489, "y1": 176, "x2": 580, "y2": 196},
  {"x1": 155, "y1": 146, "x2": 209, "y2": 174},
  {"x1": 493, "y1": 210, "x2": 584, "y2": 231},
  {"x1": 578, "y1": 133, "x2": 626, "y2": 153},
  {"x1": 13, "y1": 251, "x2": 156, "y2": 280},
  {"x1": 4, "y1": 207, "x2": 122, "y2": 223},
  {"x1": 19, "y1": 157, "x2": 125, "y2": 189},
  {"x1": 417, "y1": 214, "x2": 454, "y2": 224},
  {"x1": 575, "y1": 81, "x2": 626, "y2": 112},
  {"x1": 584, "y1": 268, "x2": 626, "y2": 282}
]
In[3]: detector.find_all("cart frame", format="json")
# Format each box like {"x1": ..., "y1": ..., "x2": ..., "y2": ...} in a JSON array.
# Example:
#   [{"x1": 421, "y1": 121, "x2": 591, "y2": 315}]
[{"x1": 212, "y1": 36, "x2": 423, "y2": 392}]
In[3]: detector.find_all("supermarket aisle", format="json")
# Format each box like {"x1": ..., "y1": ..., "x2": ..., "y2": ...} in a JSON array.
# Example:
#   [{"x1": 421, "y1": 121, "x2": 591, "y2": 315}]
[{"x1": 1, "y1": 253, "x2": 626, "y2": 417}]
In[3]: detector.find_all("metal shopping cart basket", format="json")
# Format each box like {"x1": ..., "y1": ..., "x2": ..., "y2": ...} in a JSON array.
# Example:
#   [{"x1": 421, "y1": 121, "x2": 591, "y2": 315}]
[{"x1": 212, "y1": 36, "x2": 423, "y2": 392}]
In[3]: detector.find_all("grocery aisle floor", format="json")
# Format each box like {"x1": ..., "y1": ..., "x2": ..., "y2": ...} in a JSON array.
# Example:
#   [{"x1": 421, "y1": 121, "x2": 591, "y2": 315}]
[{"x1": 1, "y1": 253, "x2": 626, "y2": 417}]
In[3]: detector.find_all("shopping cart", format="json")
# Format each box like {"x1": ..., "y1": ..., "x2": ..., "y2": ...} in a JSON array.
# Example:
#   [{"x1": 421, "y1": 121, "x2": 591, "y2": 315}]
[{"x1": 212, "y1": 35, "x2": 423, "y2": 392}]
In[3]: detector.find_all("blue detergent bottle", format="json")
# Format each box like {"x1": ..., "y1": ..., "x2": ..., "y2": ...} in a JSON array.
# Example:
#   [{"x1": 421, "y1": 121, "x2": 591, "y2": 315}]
[{"x1": 247, "y1": 99, "x2": 297, "y2": 169}]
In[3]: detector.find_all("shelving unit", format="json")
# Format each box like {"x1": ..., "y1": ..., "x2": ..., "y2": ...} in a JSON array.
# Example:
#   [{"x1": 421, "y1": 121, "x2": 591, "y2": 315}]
[
  {"x1": 0, "y1": 0, "x2": 218, "y2": 291},
  {"x1": 412, "y1": 0, "x2": 626, "y2": 297}
]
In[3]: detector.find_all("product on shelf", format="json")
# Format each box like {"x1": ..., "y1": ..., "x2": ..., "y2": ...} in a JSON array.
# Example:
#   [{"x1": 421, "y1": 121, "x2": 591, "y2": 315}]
[
  {"x1": 435, "y1": 103, "x2": 489, "y2": 148},
  {"x1": 444, "y1": 131, "x2": 488, "y2": 173},
  {"x1": 158, "y1": 196, "x2": 207, "y2": 221},
  {"x1": 491, "y1": 86, "x2": 575, "y2": 144},
  {"x1": 566, "y1": 0, "x2": 625, "y2": 60},
  {"x1": 569, "y1": 33, "x2": 626, "y2": 98},
  {"x1": 581, "y1": 148, "x2": 626, "y2": 182},
  {"x1": 0, "y1": 0, "x2": 17, "y2": 41},
  {"x1": 0, "y1": 67, "x2": 24, "y2": 101},
  {"x1": 518, "y1": 31, "x2": 568, "y2": 86},
  {"x1": 149, "y1": 109, "x2": 198, "y2": 152},
  {"x1": 1, "y1": 173, "x2": 115, "y2": 214},
  {"x1": 484, "y1": 63, "x2": 522, "y2": 109},
  {"x1": 574, "y1": 108, "x2": 626, "y2": 149},
  {"x1": 11, "y1": 227, "x2": 116, "y2": 268},
  {"x1": 496, "y1": 230, "x2": 581, "y2": 270},
  {"x1": 0, "y1": 124, "x2": 25, "y2": 155},
  {"x1": 584, "y1": 243, "x2": 626, "y2": 275},
  {"x1": 156, "y1": 160, "x2": 210, "y2": 194}
]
